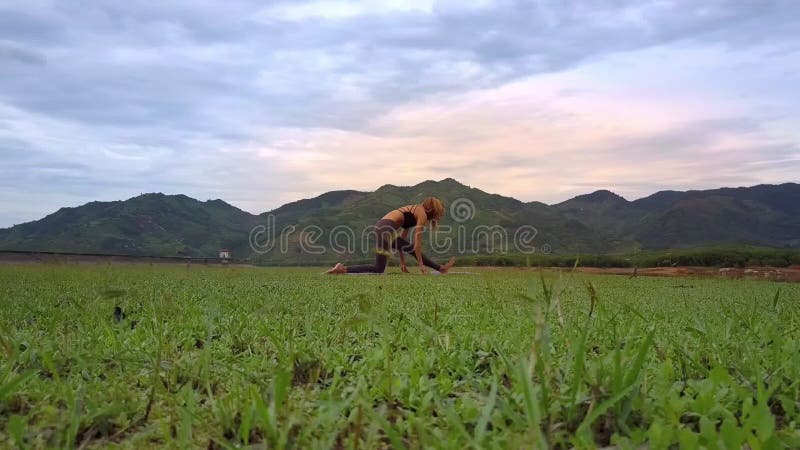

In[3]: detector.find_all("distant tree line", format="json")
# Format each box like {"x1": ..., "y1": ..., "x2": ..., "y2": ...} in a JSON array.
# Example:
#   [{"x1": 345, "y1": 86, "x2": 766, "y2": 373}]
[{"x1": 258, "y1": 245, "x2": 800, "y2": 268}]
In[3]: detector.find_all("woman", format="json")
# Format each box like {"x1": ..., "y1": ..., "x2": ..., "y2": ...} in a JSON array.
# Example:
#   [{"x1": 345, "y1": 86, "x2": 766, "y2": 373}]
[{"x1": 326, "y1": 197, "x2": 455, "y2": 274}]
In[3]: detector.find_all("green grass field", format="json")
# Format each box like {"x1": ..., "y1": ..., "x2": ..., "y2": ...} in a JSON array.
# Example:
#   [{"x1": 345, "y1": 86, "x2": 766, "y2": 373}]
[{"x1": 1, "y1": 265, "x2": 798, "y2": 449}]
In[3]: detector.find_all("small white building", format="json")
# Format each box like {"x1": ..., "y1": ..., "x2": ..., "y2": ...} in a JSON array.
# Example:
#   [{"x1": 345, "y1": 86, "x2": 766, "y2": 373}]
[{"x1": 219, "y1": 249, "x2": 231, "y2": 259}]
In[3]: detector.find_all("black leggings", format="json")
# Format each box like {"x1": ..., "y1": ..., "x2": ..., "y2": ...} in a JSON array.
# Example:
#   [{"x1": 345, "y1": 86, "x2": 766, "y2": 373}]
[{"x1": 347, "y1": 219, "x2": 443, "y2": 273}]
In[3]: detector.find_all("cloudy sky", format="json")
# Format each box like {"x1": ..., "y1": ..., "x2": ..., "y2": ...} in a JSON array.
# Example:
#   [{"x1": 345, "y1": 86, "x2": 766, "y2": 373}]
[{"x1": 1, "y1": 0, "x2": 798, "y2": 227}]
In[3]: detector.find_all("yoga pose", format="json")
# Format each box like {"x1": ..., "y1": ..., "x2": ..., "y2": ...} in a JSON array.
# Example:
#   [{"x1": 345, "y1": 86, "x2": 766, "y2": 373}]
[{"x1": 326, "y1": 197, "x2": 455, "y2": 274}]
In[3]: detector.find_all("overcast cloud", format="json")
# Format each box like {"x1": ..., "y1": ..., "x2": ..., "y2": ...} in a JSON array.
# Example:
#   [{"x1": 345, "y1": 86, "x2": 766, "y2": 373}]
[{"x1": 1, "y1": 0, "x2": 799, "y2": 226}]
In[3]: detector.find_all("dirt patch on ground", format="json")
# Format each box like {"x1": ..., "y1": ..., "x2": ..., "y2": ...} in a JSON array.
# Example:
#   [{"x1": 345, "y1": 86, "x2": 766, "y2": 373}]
[{"x1": 575, "y1": 265, "x2": 800, "y2": 283}]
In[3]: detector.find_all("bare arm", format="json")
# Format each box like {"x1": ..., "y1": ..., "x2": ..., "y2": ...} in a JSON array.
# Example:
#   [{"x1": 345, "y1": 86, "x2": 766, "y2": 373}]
[
  {"x1": 413, "y1": 210, "x2": 428, "y2": 274},
  {"x1": 398, "y1": 228, "x2": 409, "y2": 272}
]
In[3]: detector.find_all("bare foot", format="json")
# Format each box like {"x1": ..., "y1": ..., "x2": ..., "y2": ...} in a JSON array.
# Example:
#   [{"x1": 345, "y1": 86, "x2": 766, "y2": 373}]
[
  {"x1": 325, "y1": 263, "x2": 346, "y2": 274},
  {"x1": 439, "y1": 257, "x2": 456, "y2": 274}
]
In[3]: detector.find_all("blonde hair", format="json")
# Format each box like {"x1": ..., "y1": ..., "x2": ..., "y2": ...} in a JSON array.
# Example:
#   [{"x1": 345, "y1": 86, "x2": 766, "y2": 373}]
[{"x1": 421, "y1": 197, "x2": 445, "y2": 229}]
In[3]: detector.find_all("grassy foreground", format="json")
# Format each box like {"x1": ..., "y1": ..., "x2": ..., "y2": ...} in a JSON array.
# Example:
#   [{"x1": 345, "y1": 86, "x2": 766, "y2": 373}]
[{"x1": 0, "y1": 265, "x2": 799, "y2": 449}]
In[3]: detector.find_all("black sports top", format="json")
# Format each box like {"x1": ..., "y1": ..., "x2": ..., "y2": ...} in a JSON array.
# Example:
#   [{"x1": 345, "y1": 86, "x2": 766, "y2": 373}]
[{"x1": 397, "y1": 205, "x2": 418, "y2": 228}]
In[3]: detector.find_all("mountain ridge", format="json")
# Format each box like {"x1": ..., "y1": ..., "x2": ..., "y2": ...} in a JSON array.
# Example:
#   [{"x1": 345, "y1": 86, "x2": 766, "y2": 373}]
[{"x1": 1, "y1": 179, "x2": 798, "y2": 260}]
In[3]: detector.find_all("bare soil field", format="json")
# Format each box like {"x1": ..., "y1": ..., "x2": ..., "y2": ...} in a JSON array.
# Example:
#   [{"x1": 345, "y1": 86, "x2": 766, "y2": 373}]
[{"x1": 575, "y1": 265, "x2": 800, "y2": 282}]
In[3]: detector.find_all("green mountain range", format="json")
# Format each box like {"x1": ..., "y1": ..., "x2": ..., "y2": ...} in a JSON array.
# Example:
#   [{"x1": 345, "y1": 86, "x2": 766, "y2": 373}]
[{"x1": 1, "y1": 179, "x2": 798, "y2": 263}]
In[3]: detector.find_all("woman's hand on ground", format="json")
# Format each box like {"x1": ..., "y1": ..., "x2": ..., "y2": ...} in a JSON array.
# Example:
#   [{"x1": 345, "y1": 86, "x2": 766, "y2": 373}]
[
  {"x1": 400, "y1": 263, "x2": 409, "y2": 273},
  {"x1": 420, "y1": 267, "x2": 428, "y2": 275}
]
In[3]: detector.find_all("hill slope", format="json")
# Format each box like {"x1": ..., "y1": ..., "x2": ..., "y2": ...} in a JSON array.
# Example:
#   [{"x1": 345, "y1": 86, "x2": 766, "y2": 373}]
[
  {"x1": 251, "y1": 178, "x2": 608, "y2": 264},
  {"x1": 556, "y1": 183, "x2": 800, "y2": 250},
  {"x1": 0, "y1": 180, "x2": 798, "y2": 260},
  {"x1": 631, "y1": 186, "x2": 800, "y2": 249},
  {"x1": 0, "y1": 194, "x2": 259, "y2": 257}
]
